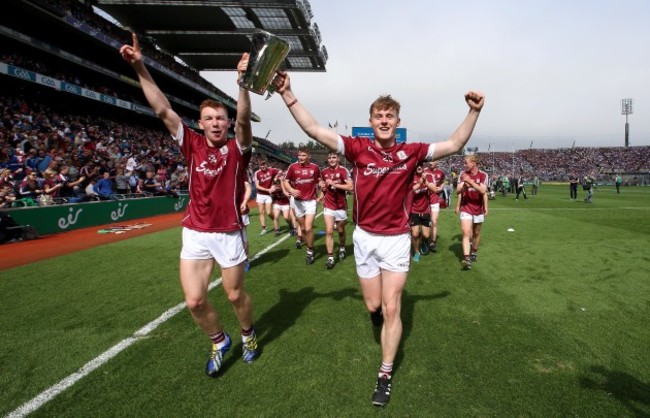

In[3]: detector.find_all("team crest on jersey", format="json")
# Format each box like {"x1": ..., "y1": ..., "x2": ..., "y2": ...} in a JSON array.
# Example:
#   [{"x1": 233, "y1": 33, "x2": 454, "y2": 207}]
[
  {"x1": 208, "y1": 154, "x2": 218, "y2": 164},
  {"x1": 220, "y1": 145, "x2": 229, "y2": 155},
  {"x1": 397, "y1": 151, "x2": 407, "y2": 160}
]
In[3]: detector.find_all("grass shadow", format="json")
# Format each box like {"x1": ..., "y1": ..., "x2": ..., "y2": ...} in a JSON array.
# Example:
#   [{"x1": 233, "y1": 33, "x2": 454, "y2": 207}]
[
  {"x1": 256, "y1": 286, "x2": 359, "y2": 349},
  {"x1": 393, "y1": 289, "x2": 452, "y2": 373},
  {"x1": 219, "y1": 286, "x2": 358, "y2": 375},
  {"x1": 579, "y1": 365, "x2": 650, "y2": 417},
  {"x1": 250, "y1": 248, "x2": 291, "y2": 268},
  {"x1": 448, "y1": 233, "x2": 464, "y2": 259}
]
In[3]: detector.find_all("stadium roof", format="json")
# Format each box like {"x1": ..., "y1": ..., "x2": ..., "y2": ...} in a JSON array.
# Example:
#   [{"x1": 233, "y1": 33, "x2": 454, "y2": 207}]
[{"x1": 94, "y1": 0, "x2": 328, "y2": 72}]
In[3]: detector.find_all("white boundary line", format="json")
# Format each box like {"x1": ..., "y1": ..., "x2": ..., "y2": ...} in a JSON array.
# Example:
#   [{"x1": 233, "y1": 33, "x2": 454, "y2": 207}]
[
  {"x1": 479, "y1": 206, "x2": 650, "y2": 211},
  {"x1": 5, "y1": 228, "x2": 298, "y2": 418}
]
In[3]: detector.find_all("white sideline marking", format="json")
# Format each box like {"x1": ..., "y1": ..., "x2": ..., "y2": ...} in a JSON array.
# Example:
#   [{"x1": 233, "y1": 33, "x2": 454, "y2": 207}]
[
  {"x1": 485, "y1": 206, "x2": 650, "y2": 211},
  {"x1": 5, "y1": 228, "x2": 298, "y2": 418}
]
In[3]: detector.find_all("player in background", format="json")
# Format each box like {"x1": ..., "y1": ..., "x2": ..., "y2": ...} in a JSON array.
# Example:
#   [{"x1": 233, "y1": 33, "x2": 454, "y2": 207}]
[
  {"x1": 409, "y1": 163, "x2": 431, "y2": 262},
  {"x1": 456, "y1": 154, "x2": 489, "y2": 270},
  {"x1": 321, "y1": 152, "x2": 353, "y2": 269},
  {"x1": 283, "y1": 148, "x2": 321, "y2": 264},
  {"x1": 253, "y1": 158, "x2": 279, "y2": 235},
  {"x1": 422, "y1": 160, "x2": 446, "y2": 253},
  {"x1": 271, "y1": 169, "x2": 293, "y2": 235},
  {"x1": 281, "y1": 171, "x2": 300, "y2": 238}
]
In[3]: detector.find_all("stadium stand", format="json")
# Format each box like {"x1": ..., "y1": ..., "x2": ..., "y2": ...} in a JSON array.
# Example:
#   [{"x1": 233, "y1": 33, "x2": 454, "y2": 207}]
[
  {"x1": 0, "y1": 0, "x2": 302, "y2": 209},
  {"x1": 1, "y1": 0, "x2": 647, "y2": 213},
  {"x1": 435, "y1": 146, "x2": 650, "y2": 187}
]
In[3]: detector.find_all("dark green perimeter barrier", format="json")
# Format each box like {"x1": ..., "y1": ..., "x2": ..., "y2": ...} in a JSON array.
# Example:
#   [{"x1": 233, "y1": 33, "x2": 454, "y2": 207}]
[{"x1": 6, "y1": 195, "x2": 188, "y2": 236}]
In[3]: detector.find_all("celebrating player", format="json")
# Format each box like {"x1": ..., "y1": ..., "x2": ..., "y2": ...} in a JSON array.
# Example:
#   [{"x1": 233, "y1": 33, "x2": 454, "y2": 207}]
[
  {"x1": 120, "y1": 34, "x2": 258, "y2": 378},
  {"x1": 273, "y1": 70, "x2": 484, "y2": 406}
]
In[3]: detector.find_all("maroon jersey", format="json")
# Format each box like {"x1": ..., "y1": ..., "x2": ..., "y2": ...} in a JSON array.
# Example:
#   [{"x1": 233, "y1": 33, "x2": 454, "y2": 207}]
[
  {"x1": 321, "y1": 165, "x2": 351, "y2": 210},
  {"x1": 425, "y1": 168, "x2": 446, "y2": 204},
  {"x1": 271, "y1": 170, "x2": 290, "y2": 205},
  {"x1": 271, "y1": 188, "x2": 290, "y2": 206},
  {"x1": 253, "y1": 167, "x2": 279, "y2": 195},
  {"x1": 179, "y1": 124, "x2": 250, "y2": 232},
  {"x1": 410, "y1": 174, "x2": 430, "y2": 214},
  {"x1": 459, "y1": 169, "x2": 489, "y2": 215},
  {"x1": 340, "y1": 136, "x2": 434, "y2": 234},
  {"x1": 285, "y1": 161, "x2": 321, "y2": 201},
  {"x1": 44, "y1": 178, "x2": 61, "y2": 198}
]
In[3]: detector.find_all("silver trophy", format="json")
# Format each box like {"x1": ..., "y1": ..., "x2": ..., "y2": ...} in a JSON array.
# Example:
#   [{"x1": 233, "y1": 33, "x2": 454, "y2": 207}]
[{"x1": 239, "y1": 30, "x2": 290, "y2": 99}]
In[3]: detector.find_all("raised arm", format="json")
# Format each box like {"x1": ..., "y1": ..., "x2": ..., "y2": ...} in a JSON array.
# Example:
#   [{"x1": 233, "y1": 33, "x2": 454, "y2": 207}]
[
  {"x1": 273, "y1": 71, "x2": 340, "y2": 151},
  {"x1": 235, "y1": 53, "x2": 253, "y2": 149},
  {"x1": 119, "y1": 33, "x2": 181, "y2": 137},
  {"x1": 432, "y1": 91, "x2": 485, "y2": 160}
]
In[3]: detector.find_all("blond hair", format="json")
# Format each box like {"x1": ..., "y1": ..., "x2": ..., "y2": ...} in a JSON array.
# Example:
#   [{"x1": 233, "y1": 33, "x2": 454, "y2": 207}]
[
  {"x1": 43, "y1": 168, "x2": 57, "y2": 177},
  {"x1": 465, "y1": 154, "x2": 480, "y2": 164}
]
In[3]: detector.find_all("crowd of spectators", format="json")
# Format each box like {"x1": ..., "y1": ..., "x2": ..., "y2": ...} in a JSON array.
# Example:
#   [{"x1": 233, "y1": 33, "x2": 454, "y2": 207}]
[
  {"x1": 431, "y1": 146, "x2": 650, "y2": 185},
  {"x1": 4, "y1": 89, "x2": 649, "y2": 210},
  {"x1": 3, "y1": 87, "x2": 649, "y2": 210},
  {"x1": 0, "y1": 95, "x2": 187, "y2": 208}
]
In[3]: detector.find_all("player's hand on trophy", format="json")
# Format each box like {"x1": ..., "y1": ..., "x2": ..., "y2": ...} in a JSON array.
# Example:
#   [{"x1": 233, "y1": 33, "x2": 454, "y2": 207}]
[
  {"x1": 237, "y1": 53, "x2": 249, "y2": 84},
  {"x1": 272, "y1": 70, "x2": 290, "y2": 94}
]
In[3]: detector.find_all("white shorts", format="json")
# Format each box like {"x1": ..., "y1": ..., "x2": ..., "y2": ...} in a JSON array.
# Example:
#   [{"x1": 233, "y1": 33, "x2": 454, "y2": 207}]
[
  {"x1": 323, "y1": 207, "x2": 348, "y2": 221},
  {"x1": 460, "y1": 211, "x2": 485, "y2": 224},
  {"x1": 353, "y1": 226, "x2": 411, "y2": 278},
  {"x1": 292, "y1": 199, "x2": 317, "y2": 218},
  {"x1": 241, "y1": 213, "x2": 250, "y2": 226},
  {"x1": 273, "y1": 203, "x2": 291, "y2": 212},
  {"x1": 180, "y1": 227, "x2": 247, "y2": 268},
  {"x1": 256, "y1": 194, "x2": 273, "y2": 205},
  {"x1": 430, "y1": 203, "x2": 440, "y2": 213}
]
